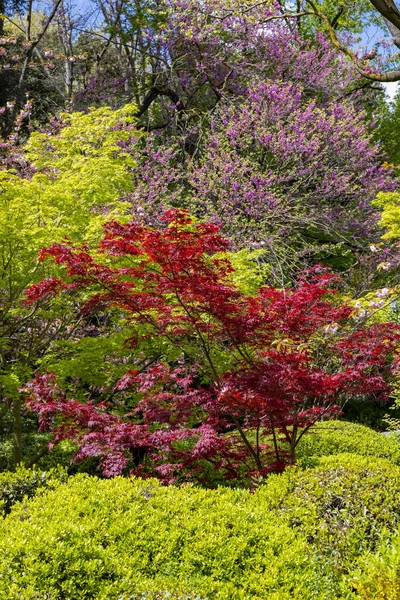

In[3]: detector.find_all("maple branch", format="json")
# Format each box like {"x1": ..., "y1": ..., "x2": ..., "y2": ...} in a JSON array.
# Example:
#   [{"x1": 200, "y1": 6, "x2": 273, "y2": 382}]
[
  {"x1": 270, "y1": 417, "x2": 281, "y2": 463},
  {"x1": 232, "y1": 415, "x2": 262, "y2": 470},
  {"x1": 24, "y1": 443, "x2": 49, "y2": 468}
]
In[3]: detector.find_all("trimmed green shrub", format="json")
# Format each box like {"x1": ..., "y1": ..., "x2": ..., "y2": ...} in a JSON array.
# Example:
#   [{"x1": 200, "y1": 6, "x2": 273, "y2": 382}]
[
  {"x1": 2, "y1": 455, "x2": 400, "y2": 598},
  {"x1": 278, "y1": 455, "x2": 400, "y2": 570},
  {"x1": 0, "y1": 475, "x2": 314, "y2": 600},
  {"x1": 0, "y1": 466, "x2": 68, "y2": 516},
  {"x1": 296, "y1": 420, "x2": 400, "y2": 465},
  {"x1": 351, "y1": 532, "x2": 400, "y2": 599}
]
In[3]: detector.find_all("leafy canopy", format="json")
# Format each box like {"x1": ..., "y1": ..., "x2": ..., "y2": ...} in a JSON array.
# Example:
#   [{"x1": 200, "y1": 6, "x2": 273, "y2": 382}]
[{"x1": 0, "y1": 103, "x2": 137, "y2": 299}]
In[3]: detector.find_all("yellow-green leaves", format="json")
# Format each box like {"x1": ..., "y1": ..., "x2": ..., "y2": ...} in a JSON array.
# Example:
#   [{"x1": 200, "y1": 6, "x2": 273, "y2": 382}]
[
  {"x1": 215, "y1": 248, "x2": 269, "y2": 295},
  {"x1": 374, "y1": 191, "x2": 400, "y2": 240},
  {"x1": 3, "y1": 452, "x2": 400, "y2": 598},
  {"x1": 0, "y1": 104, "x2": 138, "y2": 298}
]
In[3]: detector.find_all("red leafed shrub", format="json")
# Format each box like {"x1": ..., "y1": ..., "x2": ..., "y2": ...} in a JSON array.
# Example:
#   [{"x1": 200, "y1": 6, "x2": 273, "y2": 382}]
[{"x1": 24, "y1": 210, "x2": 400, "y2": 484}]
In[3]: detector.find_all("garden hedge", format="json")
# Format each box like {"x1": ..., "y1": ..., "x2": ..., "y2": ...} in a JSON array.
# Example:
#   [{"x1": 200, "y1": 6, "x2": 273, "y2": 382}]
[
  {"x1": 2, "y1": 454, "x2": 400, "y2": 598},
  {"x1": 296, "y1": 420, "x2": 400, "y2": 465}
]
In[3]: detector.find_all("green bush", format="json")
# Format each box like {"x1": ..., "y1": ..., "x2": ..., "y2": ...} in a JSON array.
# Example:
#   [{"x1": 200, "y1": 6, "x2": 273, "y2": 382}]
[
  {"x1": 351, "y1": 532, "x2": 400, "y2": 599},
  {"x1": 278, "y1": 455, "x2": 400, "y2": 569},
  {"x1": 296, "y1": 420, "x2": 400, "y2": 465},
  {"x1": 0, "y1": 475, "x2": 314, "y2": 600},
  {"x1": 0, "y1": 465, "x2": 68, "y2": 516},
  {"x1": 2, "y1": 455, "x2": 400, "y2": 599}
]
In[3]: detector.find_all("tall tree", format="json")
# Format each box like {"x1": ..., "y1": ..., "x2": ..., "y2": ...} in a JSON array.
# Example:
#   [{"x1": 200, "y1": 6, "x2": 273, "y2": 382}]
[{"x1": 0, "y1": 103, "x2": 138, "y2": 466}]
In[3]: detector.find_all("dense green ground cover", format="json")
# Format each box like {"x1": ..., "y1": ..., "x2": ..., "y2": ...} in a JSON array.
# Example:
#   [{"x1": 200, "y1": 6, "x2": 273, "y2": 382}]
[{"x1": 0, "y1": 422, "x2": 400, "y2": 599}]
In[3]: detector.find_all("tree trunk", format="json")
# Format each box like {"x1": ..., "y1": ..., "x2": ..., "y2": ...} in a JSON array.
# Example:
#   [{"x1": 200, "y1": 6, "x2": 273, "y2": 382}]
[{"x1": 12, "y1": 395, "x2": 22, "y2": 467}]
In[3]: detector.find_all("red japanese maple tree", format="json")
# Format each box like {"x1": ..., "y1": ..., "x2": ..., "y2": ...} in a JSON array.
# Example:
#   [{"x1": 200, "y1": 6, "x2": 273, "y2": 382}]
[{"x1": 25, "y1": 210, "x2": 400, "y2": 484}]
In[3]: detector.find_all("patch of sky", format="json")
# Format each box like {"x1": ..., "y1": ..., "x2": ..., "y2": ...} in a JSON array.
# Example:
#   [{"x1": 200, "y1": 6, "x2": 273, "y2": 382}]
[{"x1": 359, "y1": 22, "x2": 399, "y2": 100}]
